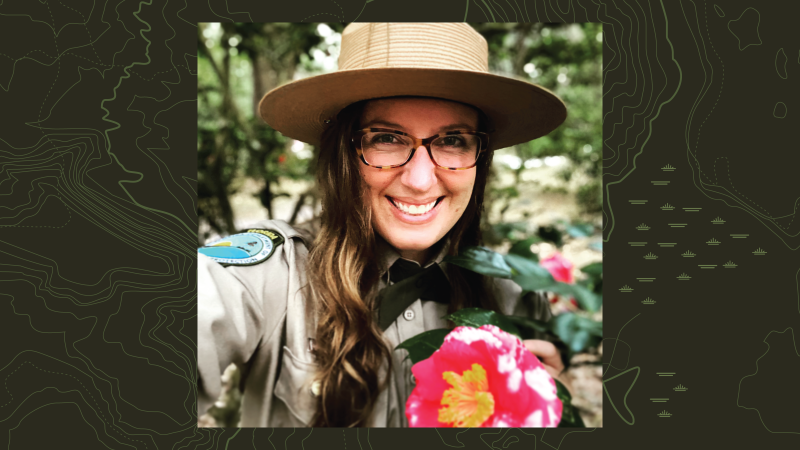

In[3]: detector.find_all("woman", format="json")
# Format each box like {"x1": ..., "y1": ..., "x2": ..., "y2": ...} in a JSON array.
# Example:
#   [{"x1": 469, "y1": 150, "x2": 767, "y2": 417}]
[{"x1": 198, "y1": 23, "x2": 568, "y2": 428}]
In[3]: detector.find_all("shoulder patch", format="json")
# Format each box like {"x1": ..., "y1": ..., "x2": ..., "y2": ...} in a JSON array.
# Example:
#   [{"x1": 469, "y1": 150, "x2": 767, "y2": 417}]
[{"x1": 198, "y1": 229, "x2": 285, "y2": 266}]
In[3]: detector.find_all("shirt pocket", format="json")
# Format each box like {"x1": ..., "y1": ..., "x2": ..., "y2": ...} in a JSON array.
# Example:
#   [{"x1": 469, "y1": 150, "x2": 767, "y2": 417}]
[{"x1": 273, "y1": 345, "x2": 318, "y2": 426}]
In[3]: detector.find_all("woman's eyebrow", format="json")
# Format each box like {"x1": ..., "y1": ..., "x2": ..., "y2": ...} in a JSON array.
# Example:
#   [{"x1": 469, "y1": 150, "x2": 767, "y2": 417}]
[{"x1": 363, "y1": 119, "x2": 477, "y2": 132}]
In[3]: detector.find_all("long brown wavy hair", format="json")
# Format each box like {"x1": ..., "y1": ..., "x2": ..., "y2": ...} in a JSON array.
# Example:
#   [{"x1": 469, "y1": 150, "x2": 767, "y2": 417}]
[{"x1": 306, "y1": 97, "x2": 501, "y2": 427}]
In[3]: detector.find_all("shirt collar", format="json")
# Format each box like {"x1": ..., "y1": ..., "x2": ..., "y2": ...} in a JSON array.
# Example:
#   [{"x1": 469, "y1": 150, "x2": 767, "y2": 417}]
[{"x1": 376, "y1": 234, "x2": 451, "y2": 278}]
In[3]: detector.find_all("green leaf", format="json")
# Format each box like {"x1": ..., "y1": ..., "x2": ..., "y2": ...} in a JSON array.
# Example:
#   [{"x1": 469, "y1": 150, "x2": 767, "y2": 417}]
[
  {"x1": 575, "y1": 315, "x2": 603, "y2": 336},
  {"x1": 566, "y1": 223, "x2": 593, "y2": 238},
  {"x1": 504, "y1": 254, "x2": 547, "y2": 277},
  {"x1": 554, "y1": 313, "x2": 577, "y2": 346},
  {"x1": 443, "y1": 246, "x2": 512, "y2": 278},
  {"x1": 546, "y1": 283, "x2": 602, "y2": 313},
  {"x1": 552, "y1": 313, "x2": 602, "y2": 353},
  {"x1": 442, "y1": 308, "x2": 521, "y2": 339},
  {"x1": 395, "y1": 329, "x2": 449, "y2": 365},
  {"x1": 579, "y1": 262, "x2": 602, "y2": 277},
  {"x1": 504, "y1": 254, "x2": 601, "y2": 313},
  {"x1": 555, "y1": 380, "x2": 586, "y2": 427},
  {"x1": 508, "y1": 237, "x2": 541, "y2": 261},
  {"x1": 505, "y1": 315, "x2": 552, "y2": 340},
  {"x1": 570, "y1": 329, "x2": 591, "y2": 353},
  {"x1": 555, "y1": 378, "x2": 572, "y2": 402},
  {"x1": 506, "y1": 254, "x2": 556, "y2": 291},
  {"x1": 492, "y1": 222, "x2": 528, "y2": 241}
]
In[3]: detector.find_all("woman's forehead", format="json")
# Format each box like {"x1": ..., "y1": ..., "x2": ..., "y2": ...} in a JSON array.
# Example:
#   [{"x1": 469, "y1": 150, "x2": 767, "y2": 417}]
[{"x1": 360, "y1": 97, "x2": 480, "y2": 128}]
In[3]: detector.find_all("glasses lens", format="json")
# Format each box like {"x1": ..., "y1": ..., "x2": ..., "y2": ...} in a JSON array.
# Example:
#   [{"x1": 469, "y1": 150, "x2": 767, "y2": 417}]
[
  {"x1": 362, "y1": 132, "x2": 413, "y2": 166},
  {"x1": 431, "y1": 134, "x2": 480, "y2": 168},
  {"x1": 360, "y1": 131, "x2": 482, "y2": 168}
]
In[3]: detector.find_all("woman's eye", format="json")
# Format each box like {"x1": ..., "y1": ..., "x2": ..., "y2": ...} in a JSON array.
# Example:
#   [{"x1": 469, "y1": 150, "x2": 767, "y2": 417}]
[
  {"x1": 373, "y1": 134, "x2": 400, "y2": 144},
  {"x1": 440, "y1": 136, "x2": 465, "y2": 147}
]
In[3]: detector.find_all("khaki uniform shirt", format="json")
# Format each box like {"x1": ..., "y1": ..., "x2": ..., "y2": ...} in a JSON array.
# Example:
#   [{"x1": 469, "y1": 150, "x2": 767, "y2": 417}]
[{"x1": 198, "y1": 219, "x2": 552, "y2": 427}]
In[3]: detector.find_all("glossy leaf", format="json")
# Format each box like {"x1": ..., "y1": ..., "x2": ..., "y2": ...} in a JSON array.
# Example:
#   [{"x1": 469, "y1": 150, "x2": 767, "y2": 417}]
[
  {"x1": 546, "y1": 282, "x2": 601, "y2": 313},
  {"x1": 570, "y1": 329, "x2": 591, "y2": 353},
  {"x1": 556, "y1": 380, "x2": 586, "y2": 427},
  {"x1": 505, "y1": 315, "x2": 552, "y2": 340},
  {"x1": 554, "y1": 313, "x2": 577, "y2": 346},
  {"x1": 552, "y1": 313, "x2": 602, "y2": 354},
  {"x1": 506, "y1": 255, "x2": 557, "y2": 291},
  {"x1": 443, "y1": 246, "x2": 513, "y2": 278},
  {"x1": 580, "y1": 262, "x2": 602, "y2": 277},
  {"x1": 504, "y1": 253, "x2": 548, "y2": 277},
  {"x1": 395, "y1": 329, "x2": 450, "y2": 364},
  {"x1": 492, "y1": 222, "x2": 528, "y2": 241},
  {"x1": 508, "y1": 237, "x2": 541, "y2": 261},
  {"x1": 442, "y1": 308, "x2": 521, "y2": 339}
]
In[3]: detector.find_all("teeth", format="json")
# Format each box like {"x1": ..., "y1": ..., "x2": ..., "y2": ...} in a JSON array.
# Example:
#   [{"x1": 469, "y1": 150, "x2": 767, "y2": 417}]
[{"x1": 393, "y1": 199, "x2": 437, "y2": 215}]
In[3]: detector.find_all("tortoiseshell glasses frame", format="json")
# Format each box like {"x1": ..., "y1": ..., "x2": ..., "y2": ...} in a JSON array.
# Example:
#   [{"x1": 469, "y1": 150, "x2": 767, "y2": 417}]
[{"x1": 351, "y1": 128, "x2": 490, "y2": 170}]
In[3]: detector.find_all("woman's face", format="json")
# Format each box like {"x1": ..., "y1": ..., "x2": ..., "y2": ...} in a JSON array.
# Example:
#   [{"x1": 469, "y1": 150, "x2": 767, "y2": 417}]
[{"x1": 359, "y1": 97, "x2": 479, "y2": 263}]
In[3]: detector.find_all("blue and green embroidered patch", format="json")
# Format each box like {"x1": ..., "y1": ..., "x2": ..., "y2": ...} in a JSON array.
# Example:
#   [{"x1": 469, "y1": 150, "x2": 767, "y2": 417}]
[{"x1": 198, "y1": 229, "x2": 284, "y2": 266}]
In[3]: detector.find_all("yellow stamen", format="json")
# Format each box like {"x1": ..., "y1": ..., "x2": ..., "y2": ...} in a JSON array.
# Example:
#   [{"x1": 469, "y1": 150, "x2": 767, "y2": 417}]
[{"x1": 438, "y1": 363, "x2": 495, "y2": 427}]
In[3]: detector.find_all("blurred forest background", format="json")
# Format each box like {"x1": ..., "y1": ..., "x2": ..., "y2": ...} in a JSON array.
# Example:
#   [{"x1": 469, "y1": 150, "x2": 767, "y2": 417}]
[{"x1": 198, "y1": 23, "x2": 603, "y2": 428}]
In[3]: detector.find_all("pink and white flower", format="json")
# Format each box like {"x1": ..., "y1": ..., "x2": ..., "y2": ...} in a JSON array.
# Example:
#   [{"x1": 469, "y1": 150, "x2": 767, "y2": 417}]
[{"x1": 405, "y1": 325, "x2": 562, "y2": 427}]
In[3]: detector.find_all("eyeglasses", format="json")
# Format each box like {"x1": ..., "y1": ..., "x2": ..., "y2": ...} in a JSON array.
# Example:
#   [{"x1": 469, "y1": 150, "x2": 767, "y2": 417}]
[{"x1": 352, "y1": 128, "x2": 489, "y2": 170}]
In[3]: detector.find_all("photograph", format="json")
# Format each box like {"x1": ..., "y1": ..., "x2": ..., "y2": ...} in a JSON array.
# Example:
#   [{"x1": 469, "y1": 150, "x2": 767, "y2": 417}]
[{"x1": 197, "y1": 22, "x2": 603, "y2": 428}]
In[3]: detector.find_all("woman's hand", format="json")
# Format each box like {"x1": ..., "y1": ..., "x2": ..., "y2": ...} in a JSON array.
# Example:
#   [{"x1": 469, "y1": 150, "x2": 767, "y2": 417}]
[{"x1": 523, "y1": 339, "x2": 572, "y2": 394}]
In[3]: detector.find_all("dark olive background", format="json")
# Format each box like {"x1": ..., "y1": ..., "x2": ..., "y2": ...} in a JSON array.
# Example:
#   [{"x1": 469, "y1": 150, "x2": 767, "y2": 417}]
[{"x1": 0, "y1": 0, "x2": 798, "y2": 449}]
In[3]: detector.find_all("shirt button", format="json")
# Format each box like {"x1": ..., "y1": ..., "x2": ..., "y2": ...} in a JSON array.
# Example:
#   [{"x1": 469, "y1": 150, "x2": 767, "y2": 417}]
[
  {"x1": 311, "y1": 380, "x2": 321, "y2": 397},
  {"x1": 403, "y1": 309, "x2": 415, "y2": 321}
]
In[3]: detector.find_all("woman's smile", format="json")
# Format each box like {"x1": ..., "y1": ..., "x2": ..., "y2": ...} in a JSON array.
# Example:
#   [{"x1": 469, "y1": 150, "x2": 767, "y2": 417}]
[{"x1": 386, "y1": 195, "x2": 445, "y2": 222}]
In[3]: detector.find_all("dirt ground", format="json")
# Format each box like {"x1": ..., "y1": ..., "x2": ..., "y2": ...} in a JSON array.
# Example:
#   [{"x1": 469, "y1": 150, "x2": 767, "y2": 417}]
[{"x1": 201, "y1": 162, "x2": 604, "y2": 427}]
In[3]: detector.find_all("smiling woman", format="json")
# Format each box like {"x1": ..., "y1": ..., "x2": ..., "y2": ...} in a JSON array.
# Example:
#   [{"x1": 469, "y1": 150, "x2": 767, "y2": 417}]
[{"x1": 198, "y1": 22, "x2": 570, "y2": 428}]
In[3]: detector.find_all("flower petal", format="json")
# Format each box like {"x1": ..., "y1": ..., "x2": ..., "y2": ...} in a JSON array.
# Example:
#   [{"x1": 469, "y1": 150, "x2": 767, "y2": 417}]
[
  {"x1": 406, "y1": 396, "x2": 448, "y2": 427},
  {"x1": 406, "y1": 324, "x2": 563, "y2": 428}
]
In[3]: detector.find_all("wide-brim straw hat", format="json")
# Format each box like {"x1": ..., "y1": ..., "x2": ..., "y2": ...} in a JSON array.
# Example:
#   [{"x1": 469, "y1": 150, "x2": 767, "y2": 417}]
[{"x1": 258, "y1": 23, "x2": 567, "y2": 151}]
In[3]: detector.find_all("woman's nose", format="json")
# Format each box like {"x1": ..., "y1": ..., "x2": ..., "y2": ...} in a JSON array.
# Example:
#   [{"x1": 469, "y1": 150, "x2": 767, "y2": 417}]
[{"x1": 400, "y1": 145, "x2": 437, "y2": 191}]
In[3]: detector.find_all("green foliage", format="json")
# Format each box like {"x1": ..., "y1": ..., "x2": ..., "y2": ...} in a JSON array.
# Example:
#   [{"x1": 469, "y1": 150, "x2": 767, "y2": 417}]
[
  {"x1": 443, "y1": 247, "x2": 513, "y2": 278},
  {"x1": 547, "y1": 283, "x2": 602, "y2": 313},
  {"x1": 506, "y1": 253, "x2": 558, "y2": 291},
  {"x1": 206, "y1": 365, "x2": 242, "y2": 427},
  {"x1": 477, "y1": 23, "x2": 602, "y2": 221},
  {"x1": 445, "y1": 245, "x2": 602, "y2": 354},
  {"x1": 505, "y1": 315, "x2": 552, "y2": 339},
  {"x1": 508, "y1": 236, "x2": 542, "y2": 261},
  {"x1": 580, "y1": 262, "x2": 602, "y2": 277},
  {"x1": 491, "y1": 221, "x2": 530, "y2": 242},
  {"x1": 579, "y1": 262, "x2": 603, "y2": 295},
  {"x1": 576, "y1": 179, "x2": 603, "y2": 214},
  {"x1": 443, "y1": 308, "x2": 522, "y2": 339},
  {"x1": 197, "y1": 23, "x2": 343, "y2": 236},
  {"x1": 395, "y1": 329, "x2": 450, "y2": 365},
  {"x1": 556, "y1": 380, "x2": 586, "y2": 427},
  {"x1": 554, "y1": 313, "x2": 603, "y2": 353}
]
